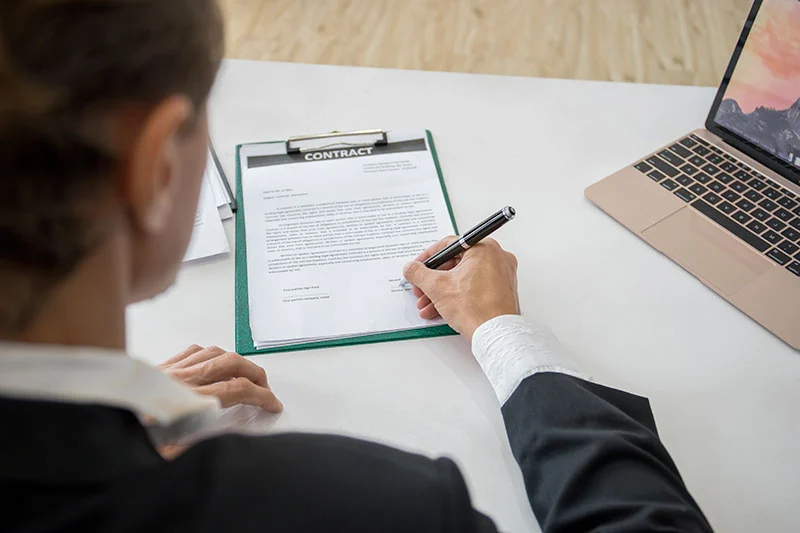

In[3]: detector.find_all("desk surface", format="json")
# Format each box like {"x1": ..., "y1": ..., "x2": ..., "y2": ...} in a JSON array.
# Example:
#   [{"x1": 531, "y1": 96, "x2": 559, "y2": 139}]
[{"x1": 129, "y1": 59, "x2": 800, "y2": 533}]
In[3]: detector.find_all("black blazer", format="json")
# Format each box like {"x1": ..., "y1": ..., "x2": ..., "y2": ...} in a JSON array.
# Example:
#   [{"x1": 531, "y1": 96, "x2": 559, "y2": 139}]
[{"x1": 1, "y1": 373, "x2": 713, "y2": 532}]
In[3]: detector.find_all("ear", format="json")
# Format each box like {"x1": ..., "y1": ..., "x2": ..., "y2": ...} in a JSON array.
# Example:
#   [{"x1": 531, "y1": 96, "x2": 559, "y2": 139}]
[{"x1": 122, "y1": 96, "x2": 194, "y2": 234}]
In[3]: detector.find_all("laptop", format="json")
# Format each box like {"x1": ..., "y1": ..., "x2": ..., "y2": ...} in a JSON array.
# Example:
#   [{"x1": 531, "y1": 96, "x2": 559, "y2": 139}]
[{"x1": 585, "y1": 0, "x2": 800, "y2": 350}]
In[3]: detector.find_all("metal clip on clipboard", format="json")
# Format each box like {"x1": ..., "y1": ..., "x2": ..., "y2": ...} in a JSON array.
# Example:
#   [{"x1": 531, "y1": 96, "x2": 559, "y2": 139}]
[{"x1": 285, "y1": 129, "x2": 388, "y2": 154}]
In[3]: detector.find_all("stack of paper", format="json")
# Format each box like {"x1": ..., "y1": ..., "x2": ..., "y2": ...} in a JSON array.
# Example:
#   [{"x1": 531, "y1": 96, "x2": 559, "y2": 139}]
[
  {"x1": 206, "y1": 150, "x2": 235, "y2": 221},
  {"x1": 183, "y1": 151, "x2": 232, "y2": 262},
  {"x1": 239, "y1": 129, "x2": 458, "y2": 350}
]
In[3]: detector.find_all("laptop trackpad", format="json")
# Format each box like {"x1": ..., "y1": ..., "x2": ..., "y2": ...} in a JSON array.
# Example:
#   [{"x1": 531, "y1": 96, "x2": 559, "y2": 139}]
[{"x1": 642, "y1": 207, "x2": 772, "y2": 295}]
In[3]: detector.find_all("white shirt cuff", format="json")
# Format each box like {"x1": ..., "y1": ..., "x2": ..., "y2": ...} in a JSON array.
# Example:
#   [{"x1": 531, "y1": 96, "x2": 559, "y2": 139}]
[{"x1": 471, "y1": 314, "x2": 589, "y2": 405}]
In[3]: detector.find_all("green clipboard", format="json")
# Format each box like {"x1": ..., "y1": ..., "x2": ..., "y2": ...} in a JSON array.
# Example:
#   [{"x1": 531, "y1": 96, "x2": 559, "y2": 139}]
[{"x1": 234, "y1": 130, "x2": 459, "y2": 355}]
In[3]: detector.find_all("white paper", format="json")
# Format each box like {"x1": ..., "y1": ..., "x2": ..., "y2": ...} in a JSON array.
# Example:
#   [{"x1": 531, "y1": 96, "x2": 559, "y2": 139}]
[
  {"x1": 183, "y1": 173, "x2": 230, "y2": 262},
  {"x1": 206, "y1": 152, "x2": 234, "y2": 220},
  {"x1": 241, "y1": 130, "x2": 455, "y2": 348}
]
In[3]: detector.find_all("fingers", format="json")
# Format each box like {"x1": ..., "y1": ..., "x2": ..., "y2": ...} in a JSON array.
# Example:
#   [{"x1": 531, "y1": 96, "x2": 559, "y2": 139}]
[
  {"x1": 411, "y1": 260, "x2": 456, "y2": 298},
  {"x1": 416, "y1": 294, "x2": 431, "y2": 310},
  {"x1": 167, "y1": 345, "x2": 227, "y2": 369},
  {"x1": 159, "y1": 346, "x2": 283, "y2": 414},
  {"x1": 158, "y1": 444, "x2": 187, "y2": 461},
  {"x1": 418, "y1": 301, "x2": 440, "y2": 320},
  {"x1": 182, "y1": 351, "x2": 269, "y2": 388},
  {"x1": 158, "y1": 344, "x2": 204, "y2": 367},
  {"x1": 415, "y1": 236, "x2": 459, "y2": 263},
  {"x1": 195, "y1": 378, "x2": 283, "y2": 413},
  {"x1": 403, "y1": 261, "x2": 444, "y2": 297}
]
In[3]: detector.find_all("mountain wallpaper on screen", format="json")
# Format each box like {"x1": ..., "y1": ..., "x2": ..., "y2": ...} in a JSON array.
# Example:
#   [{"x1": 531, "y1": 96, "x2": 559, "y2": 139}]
[
  {"x1": 716, "y1": 97, "x2": 800, "y2": 165},
  {"x1": 713, "y1": 0, "x2": 800, "y2": 167}
]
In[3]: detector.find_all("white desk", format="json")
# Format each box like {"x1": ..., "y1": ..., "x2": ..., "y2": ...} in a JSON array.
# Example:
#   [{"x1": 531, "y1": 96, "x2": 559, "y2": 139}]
[{"x1": 129, "y1": 60, "x2": 800, "y2": 533}]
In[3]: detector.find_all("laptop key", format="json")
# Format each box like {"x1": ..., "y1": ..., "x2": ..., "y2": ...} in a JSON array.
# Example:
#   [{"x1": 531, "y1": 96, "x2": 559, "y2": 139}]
[
  {"x1": 783, "y1": 228, "x2": 800, "y2": 242},
  {"x1": 778, "y1": 197, "x2": 798, "y2": 209},
  {"x1": 767, "y1": 248, "x2": 791, "y2": 266},
  {"x1": 676, "y1": 175, "x2": 693, "y2": 187},
  {"x1": 708, "y1": 181, "x2": 725, "y2": 193},
  {"x1": 659, "y1": 150, "x2": 684, "y2": 166},
  {"x1": 723, "y1": 190, "x2": 741, "y2": 202},
  {"x1": 763, "y1": 230, "x2": 782, "y2": 244},
  {"x1": 759, "y1": 198, "x2": 778, "y2": 211},
  {"x1": 749, "y1": 179, "x2": 767, "y2": 191},
  {"x1": 689, "y1": 183, "x2": 707, "y2": 196},
  {"x1": 788, "y1": 261, "x2": 800, "y2": 277},
  {"x1": 693, "y1": 145, "x2": 711, "y2": 156},
  {"x1": 764, "y1": 188, "x2": 781, "y2": 200},
  {"x1": 670, "y1": 144, "x2": 693, "y2": 158},
  {"x1": 647, "y1": 156, "x2": 680, "y2": 177},
  {"x1": 647, "y1": 170, "x2": 666, "y2": 182},
  {"x1": 707, "y1": 154, "x2": 724, "y2": 165},
  {"x1": 716, "y1": 173, "x2": 734, "y2": 185},
  {"x1": 775, "y1": 208, "x2": 793, "y2": 221},
  {"x1": 730, "y1": 181, "x2": 747, "y2": 193},
  {"x1": 694, "y1": 172, "x2": 711, "y2": 184},
  {"x1": 744, "y1": 190, "x2": 763, "y2": 202},
  {"x1": 794, "y1": 205, "x2": 800, "y2": 217},
  {"x1": 752, "y1": 208, "x2": 770, "y2": 221},
  {"x1": 660, "y1": 179, "x2": 678, "y2": 191},
  {"x1": 635, "y1": 161, "x2": 652, "y2": 173},
  {"x1": 689, "y1": 155, "x2": 706, "y2": 167},
  {"x1": 766, "y1": 218, "x2": 786, "y2": 231},
  {"x1": 734, "y1": 170, "x2": 751, "y2": 182},
  {"x1": 720, "y1": 162, "x2": 738, "y2": 173},
  {"x1": 692, "y1": 135, "x2": 709, "y2": 146},
  {"x1": 680, "y1": 164, "x2": 698, "y2": 175},
  {"x1": 718, "y1": 201, "x2": 736, "y2": 214},
  {"x1": 735, "y1": 198, "x2": 754, "y2": 211},
  {"x1": 733, "y1": 211, "x2": 752, "y2": 225},
  {"x1": 779, "y1": 241, "x2": 800, "y2": 256},
  {"x1": 691, "y1": 199, "x2": 769, "y2": 253},
  {"x1": 680, "y1": 137, "x2": 697, "y2": 148},
  {"x1": 673, "y1": 188, "x2": 696, "y2": 202},
  {"x1": 703, "y1": 192, "x2": 722, "y2": 205},
  {"x1": 791, "y1": 217, "x2": 800, "y2": 230},
  {"x1": 747, "y1": 220, "x2": 767, "y2": 234},
  {"x1": 702, "y1": 164, "x2": 720, "y2": 175}
]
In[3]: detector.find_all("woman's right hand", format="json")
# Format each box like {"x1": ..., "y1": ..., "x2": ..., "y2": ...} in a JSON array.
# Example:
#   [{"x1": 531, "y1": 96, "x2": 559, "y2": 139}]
[{"x1": 402, "y1": 237, "x2": 521, "y2": 341}]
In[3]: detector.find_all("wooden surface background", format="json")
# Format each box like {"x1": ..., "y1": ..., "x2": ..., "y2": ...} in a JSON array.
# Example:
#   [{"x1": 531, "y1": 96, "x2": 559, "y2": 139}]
[{"x1": 219, "y1": 0, "x2": 753, "y2": 86}]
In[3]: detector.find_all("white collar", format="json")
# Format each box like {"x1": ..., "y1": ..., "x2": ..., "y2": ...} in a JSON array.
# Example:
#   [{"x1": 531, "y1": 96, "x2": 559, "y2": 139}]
[{"x1": 0, "y1": 342, "x2": 220, "y2": 427}]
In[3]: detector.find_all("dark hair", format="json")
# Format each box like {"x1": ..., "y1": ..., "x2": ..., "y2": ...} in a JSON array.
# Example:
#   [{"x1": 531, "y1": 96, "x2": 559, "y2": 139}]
[{"x1": 0, "y1": 0, "x2": 224, "y2": 331}]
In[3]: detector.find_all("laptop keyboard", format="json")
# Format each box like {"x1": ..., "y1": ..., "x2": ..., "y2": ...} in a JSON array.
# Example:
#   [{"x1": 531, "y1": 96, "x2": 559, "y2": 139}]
[{"x1": 633, "y1": 134, "x2": 800, "y2": 278}]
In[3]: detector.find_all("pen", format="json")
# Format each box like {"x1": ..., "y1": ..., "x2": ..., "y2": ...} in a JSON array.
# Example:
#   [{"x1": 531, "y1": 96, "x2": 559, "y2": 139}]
[
  {"x1": 209, "y1": 141, "x2": 238, "y2": 212},
  {"x1": 425, "y1": 206, "x2": 516, "y2": 269}
]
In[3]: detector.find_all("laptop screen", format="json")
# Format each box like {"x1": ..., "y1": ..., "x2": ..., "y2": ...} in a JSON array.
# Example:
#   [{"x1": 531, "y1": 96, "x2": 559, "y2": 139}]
[{"x1": 707, "y1": 0, "x2": 800, "y2": 185}]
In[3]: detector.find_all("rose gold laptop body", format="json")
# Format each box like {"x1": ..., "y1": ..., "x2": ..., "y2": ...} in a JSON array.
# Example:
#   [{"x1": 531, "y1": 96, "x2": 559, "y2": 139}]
[{"x1": 585, "y1": 1, "x2": 800, "y2": 350}]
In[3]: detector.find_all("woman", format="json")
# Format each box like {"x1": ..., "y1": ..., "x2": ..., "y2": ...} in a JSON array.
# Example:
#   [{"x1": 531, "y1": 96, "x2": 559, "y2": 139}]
[
  {"x1": 0, "y1": 0, "x2": 282, "y2": 412},
  {"x1": 0, "y1": 1, "x2": 712, "y2": 532}
]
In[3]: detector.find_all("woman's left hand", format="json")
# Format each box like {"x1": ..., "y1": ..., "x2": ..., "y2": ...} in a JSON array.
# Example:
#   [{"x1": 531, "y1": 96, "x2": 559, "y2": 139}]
[{"x1": 158, "y1": 345, "x2": 283, "y2": 413}]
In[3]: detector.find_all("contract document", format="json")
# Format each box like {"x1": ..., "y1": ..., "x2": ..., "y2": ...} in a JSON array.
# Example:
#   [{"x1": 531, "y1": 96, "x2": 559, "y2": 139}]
[{"x1": 240, "y1": 130, "x2": 457, "y2": 350}]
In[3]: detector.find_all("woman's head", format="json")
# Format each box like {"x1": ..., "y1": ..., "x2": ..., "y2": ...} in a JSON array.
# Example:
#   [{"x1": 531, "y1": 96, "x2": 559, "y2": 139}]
[{"x1": 0, "y1": 0, "x2": 223, "y2": 334}]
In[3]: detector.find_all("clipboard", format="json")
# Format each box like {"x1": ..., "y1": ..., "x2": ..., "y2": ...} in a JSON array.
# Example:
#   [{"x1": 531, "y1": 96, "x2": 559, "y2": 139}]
[{"x1": 234, "y1": 129, "x2": 459, "y2": 355}]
